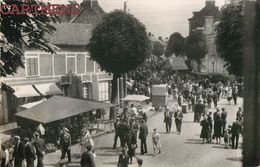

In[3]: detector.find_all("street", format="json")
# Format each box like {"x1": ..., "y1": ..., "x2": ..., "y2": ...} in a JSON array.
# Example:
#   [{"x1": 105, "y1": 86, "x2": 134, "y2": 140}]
[{"x1": 44, "y1": 97, "x2": 243, "y2": 167}]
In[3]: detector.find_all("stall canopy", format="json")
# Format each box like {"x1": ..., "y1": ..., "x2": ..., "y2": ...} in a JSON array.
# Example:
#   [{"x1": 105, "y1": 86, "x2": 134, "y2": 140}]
[
  {"x1": 165, "y1": 56, "x2": 189, "y2": 71},
  {"x1": 15, "y1": 96, "x2": 115, "y2": 124},
  {"x1": 122, "y1": 95, "x2": 150, "y2": 102},
  {"x1": 11, "y1": 83, "x2": 62, "y2": 98}
]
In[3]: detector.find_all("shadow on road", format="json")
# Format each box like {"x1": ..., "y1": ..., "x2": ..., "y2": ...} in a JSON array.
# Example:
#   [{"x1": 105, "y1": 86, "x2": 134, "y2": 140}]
[
  {"x1": 102, "y1": 162, "x2": 118, "y2": 165},
  {"x1": 184, "y1": 138, "x2": 203, "y2": 144},
  {"x1": 226, "y1": 157, "x2": 242, "y2": 162},
  {"x1": 212, "y1": 145, "x2": 226, "y2": 149}
]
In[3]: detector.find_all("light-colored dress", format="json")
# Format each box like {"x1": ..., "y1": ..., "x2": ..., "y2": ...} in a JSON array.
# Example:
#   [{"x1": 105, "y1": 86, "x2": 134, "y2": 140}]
[{"x1": 152, "y1": 132, "x2": 161, "y2": 149}]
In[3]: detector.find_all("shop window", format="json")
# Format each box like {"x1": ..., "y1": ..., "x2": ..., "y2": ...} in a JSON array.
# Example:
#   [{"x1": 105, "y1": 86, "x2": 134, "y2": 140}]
[
  {"x1": 99, "y1": 81, "x2": 110, "y2": 101},
  {"x1": 26, "y1": 56, "x2": 39, "y2": 77}
]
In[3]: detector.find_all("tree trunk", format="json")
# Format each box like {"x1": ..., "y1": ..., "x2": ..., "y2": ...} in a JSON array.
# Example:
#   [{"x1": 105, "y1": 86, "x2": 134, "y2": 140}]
[{"x1": 109, "y1": 74, "x2": 119, "y2": 119}]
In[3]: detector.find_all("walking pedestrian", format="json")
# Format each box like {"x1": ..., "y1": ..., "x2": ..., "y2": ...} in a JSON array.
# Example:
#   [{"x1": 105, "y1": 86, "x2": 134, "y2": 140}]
[
  {"x1": 80, "y1": 145, "x2": 96, "y2": 167},
  {"x1": 113, "y1": 118, "x2": 120, "y2": 149},
  {"x1": 227, "y1": 87, "x2": 232, "y2": 105},
  {"x1": 231, "y1": 118, "x2": 242, "y2": 149},
  {"x1": 12, "y1": 136, "x2": 25, "y2": 167},
  {"x1": 232, "y1": 85, "x2": 238, "y2": 105},
  {"x1": 163, "y1": 107, "x2": 172, "y2": 133},
  {"x1": 174, "y1": 108, "x2": 183, "y2": 134},
  {"x1": 213, "y1": 109, "x2": 222, "y2": 144},
  {"x1": 212, "y1": 91, "x2": 218, "y2": 108},
  {"x1": 139, "y1": 119, "x2": 148, "y2": 155},
  {"x1": 221, "y1": 108, "x2": 227, "y2": 136},
  {"x1": 80, "y1": 129, "x2": 94, "y2": 155},
  {"x1": 59, "y1": 127, "x2": 71, "y2": 163},
  {"x1": 200, "y1": 116, "x2": 209, "y2": 144},
  {"x1": 32, "y1": 132, "x2": 46, "y2": 167},
  {"x1": 207, "y1": 112, "x2": 213, "y2": 142},
  {"x1": 24, "y1": 137, "x2": 36, "y2": 167},
  {"x1": 152, "y1": 128, "x2": 161, "y2": 156}
]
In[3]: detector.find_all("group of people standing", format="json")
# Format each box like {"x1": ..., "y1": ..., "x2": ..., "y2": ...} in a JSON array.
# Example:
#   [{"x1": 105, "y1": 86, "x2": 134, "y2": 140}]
[{"x1": 0, "y1": 132, "x2": 46, "y2": 167}]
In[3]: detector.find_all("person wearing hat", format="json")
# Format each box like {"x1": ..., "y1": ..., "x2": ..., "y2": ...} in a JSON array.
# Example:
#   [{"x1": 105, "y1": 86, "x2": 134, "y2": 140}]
[
  {"x1": 139, "y1": 119, "x2": 148, "y2": 155},
  {"x1": 32, "y1": 132, "x2": 46, "y2": 167},
  {"x1": 174, "y1": 108, "x2": 183, "y2": 134},
  {"x1": 24, "y1": 137, "x2": 36, "y2": 167},
  {"x1": 13, "y1": 135, "x2": 25, "y2": 167},
  {"x1": 200, "y1": 116, "x2": 210, "y2": 144},
  {"x1": 213, "y1": 108, "x2": 222, "y2": 144},
  {"x1": 117, "y1": 147, "x2": 129, "y2": 167},
  {"x1": 59, "y1": 127, "x2": 71, "y2": 163},
  {"x1": 163, "y1": 107, "x2": 172, "y2": 133}
]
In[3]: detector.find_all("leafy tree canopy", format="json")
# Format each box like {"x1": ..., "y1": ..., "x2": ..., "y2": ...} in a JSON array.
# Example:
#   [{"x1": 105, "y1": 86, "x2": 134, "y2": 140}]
[
  {"x1": 0, "y1": 0, "x2": 59, "y2": 77},
  {"x1": 185, "y1": 31, "x2": 207, "y2": 62},
  {"x1": 165, "y1": 32, "x2": 185, "y2": 57},
  {"x1": 216, "y1": 3, "x2": 243, "y2": 76},
  {"x1": 152, "y1": 42, "x2": 164, "y2": 56},
  {"x1": 87, "y1": 10, "x2": 150, "y2": 77}
]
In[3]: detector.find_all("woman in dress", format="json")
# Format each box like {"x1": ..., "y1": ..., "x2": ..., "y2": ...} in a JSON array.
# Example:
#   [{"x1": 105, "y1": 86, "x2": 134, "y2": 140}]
[{"x1": 200, "y1": 116, "x2": 209, "y2": 144}]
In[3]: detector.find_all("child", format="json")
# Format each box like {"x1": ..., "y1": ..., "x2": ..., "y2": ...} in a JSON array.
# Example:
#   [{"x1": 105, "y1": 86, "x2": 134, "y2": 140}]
[
  {"x1": 152, "y1": 128, "x2": 161, "y2": 156},
  {"x1": 223, "y1": 130, "x2": 229, "y2": 148}
]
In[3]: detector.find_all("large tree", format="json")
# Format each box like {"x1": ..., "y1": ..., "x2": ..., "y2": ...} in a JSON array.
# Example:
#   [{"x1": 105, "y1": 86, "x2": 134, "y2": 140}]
[
  {"x1": 152, "y1": 42, "x2": 164, "y2": 56},
  {"x1": 0, "y1": 0, "x2": 59, "y2": 77},
  {"x1": 87, "y1": 10, "x2": 150, "y2": 118},
  {"x1": 216, "y1": 3, "x2": 243, "y2": 76},
  {"x1": 185, "y1": 31, "x2": 207, "y2": 72},
  {"x1": 165, "y1": 32, "x2": 185, "y2": 57}
]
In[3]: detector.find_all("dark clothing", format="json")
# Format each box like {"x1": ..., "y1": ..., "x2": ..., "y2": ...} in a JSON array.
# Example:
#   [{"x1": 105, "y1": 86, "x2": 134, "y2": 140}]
[
  {"x1": 24, "y1": 143, "x2": 36, "y2": 167},
  {"x1": 194, "y1": 103, "x2": 205, "y2": 122},
  {"x1": 80, "y1": 151, "x2": 96, "y2": 167},
  {"x1": 207, "y1": 115, "x2": 213, "y2": 141},
  {"x1": 212, "y1": 93, "x2": 218, "y2": 108},
  {"x1": 139, "y1": 123, "x2": 148, "y2": 154},
  {"x1": 1, "y1": 158, "x2": 7, "y2": 167},
  {"x1": 164, "y1": 111, "x2": 172, "y2": 133},
  {"x1": 213, "y1": 112, "x2": 222, "y2": 138},
  {"x1": 13, "y1": 141, "x2": 25, "y2": 167},
  {"x1": 231, "y1": 121, "x2": 242, "y2": 149},
  {"x1": 117, "y1": 154, "x2": 129, "y2": 167},
  {"x1": 60, "y1": 132, "x2": 71, "y2": 162},
  {"x1": 174, "y1": 112, "x2": 183, "y2": 133},
  {"x1": 118, "y1": 123, "x2": 130, "y2": 148},
  {"x1": 200, "y1": 119, "x2": 209, "y2": 139},
  {"x1": 33, "y1": 138, "x2": 46, "y2": 167},
  {"x1": 113, "y1": 121, "x2": 120, "y2": 148},
  {"x1": 221, "y1": 111, "x2": 228, "y2": 135}
]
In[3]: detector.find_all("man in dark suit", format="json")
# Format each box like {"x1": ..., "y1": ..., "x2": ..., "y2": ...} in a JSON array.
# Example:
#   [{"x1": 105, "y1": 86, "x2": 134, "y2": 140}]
[
  {"x1": 221, "y1": 108, "x2": 228, "y2": 136},
  {"x1": 139, "y1": 119, "x2": 148, "y2": 155},
  {"x1": 231, "y1": 118, "x2": 242, "y2": 149},
  {"x1": 81, "y1": 145, "x2": 96, "y2": 167},
  {"x1": 33, "y1": 132, "x2": 46, "y2": 167},
  {"x1": 118, "y1": 119, "x2": 130, "y2": 148},
  {"x1": 60, "y1": 127, "x2": 72, "y2": 163},
  {"x1": 24, "y1": 137, "x2": 36, "y2": 167},
  {"x1": 117, "y1": 147, "x2": 129, "y2": 167},
  {"x1": 13, "y1": 136, "x2": 25, "y2": 167},
  {"x1": 164, "y1": 108, "x2": 172, "y2": 133}
]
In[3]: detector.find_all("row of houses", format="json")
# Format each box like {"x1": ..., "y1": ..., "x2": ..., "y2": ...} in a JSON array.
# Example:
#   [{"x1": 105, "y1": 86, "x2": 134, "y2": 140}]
[{"x1": 0, "y1": 0, "x2": 122, "y2": 125}]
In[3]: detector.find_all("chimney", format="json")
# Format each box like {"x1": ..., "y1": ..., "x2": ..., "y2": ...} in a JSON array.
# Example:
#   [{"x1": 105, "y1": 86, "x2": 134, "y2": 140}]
[
  {"x1": 205, "y1": 0, "x2": 215, "y2": 6},
  {"x1": 81, "y1": 0, "x2": 98, "y2": 8}
]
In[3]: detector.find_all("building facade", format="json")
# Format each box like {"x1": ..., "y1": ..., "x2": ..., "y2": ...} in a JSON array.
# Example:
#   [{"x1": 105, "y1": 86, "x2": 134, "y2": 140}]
[{"x1": 188, "y1": 0, "x2": 228, "y2": 75}]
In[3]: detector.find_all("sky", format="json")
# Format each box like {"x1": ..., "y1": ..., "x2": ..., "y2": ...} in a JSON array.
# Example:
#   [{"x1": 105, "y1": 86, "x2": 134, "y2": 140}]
[{"x1": 51, "y1": 0, "x2": 226, "y2": 38}]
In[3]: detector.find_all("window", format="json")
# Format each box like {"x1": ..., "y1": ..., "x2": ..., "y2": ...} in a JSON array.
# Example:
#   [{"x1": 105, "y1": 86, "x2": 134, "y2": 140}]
[
  {"x1": 67, "y1": 55, "x2": 76, "y2": 74},
  {"x1": 86, "y1": 57, "x2": 95, "y2": 72},
  {"x1": 99, "y1": 81, "x2": 110, "y2": 101},
  {"x1": 83, "y1": 83, "x2": 92, "y2": 99},
  {"x1": 26, "y1": 56, "x2": 39, "y2": 77}
]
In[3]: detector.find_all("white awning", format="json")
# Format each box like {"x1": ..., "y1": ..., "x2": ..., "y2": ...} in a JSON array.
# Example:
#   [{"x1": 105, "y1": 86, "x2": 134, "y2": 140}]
[
  {"x1": 122, "y1": 95, "x2": 150, "y2": 102},
  {"x1": 34, "y1": 83, "x2": 62, "y2": 96},
  {"x1": 20, "y1": 98, "x2": 47, "y2": 109},
  {"x1": 11, "y1": 85, "x2": 40, "y2": 98}
]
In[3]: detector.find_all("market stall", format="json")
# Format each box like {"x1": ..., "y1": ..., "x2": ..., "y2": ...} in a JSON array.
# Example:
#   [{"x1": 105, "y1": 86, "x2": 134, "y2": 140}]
[{"x1": 15, "y1": 96, "x2": 114, "y2": 144}]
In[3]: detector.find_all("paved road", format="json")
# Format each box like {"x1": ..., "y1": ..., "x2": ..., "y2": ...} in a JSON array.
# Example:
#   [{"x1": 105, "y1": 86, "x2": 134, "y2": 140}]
[{"x1": 44, "y1": 97, "x2": 243, "y2": 167}]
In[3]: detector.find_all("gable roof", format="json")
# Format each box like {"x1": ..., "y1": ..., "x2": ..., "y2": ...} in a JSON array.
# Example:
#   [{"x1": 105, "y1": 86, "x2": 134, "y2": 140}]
[
  {"x1": 165, "y1": 56, "x2": 189, "y2": 71},
  {"x1": 15, "y1": 96, "x2": 114, "y2": 124},
  {"x1": 49, "y1": 23, "x2": 93, "y2": 46}
]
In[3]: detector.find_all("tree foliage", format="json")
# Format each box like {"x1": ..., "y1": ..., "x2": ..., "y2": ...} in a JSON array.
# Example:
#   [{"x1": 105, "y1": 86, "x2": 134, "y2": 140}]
[
  {"x1": 152, "y1": 42, "x2": 164, "y2": 56},
  {"x1": 87, "y1": 10, "x2": 150, "y2": 77},
  {"x1": 216, "y1": 3, "x2": 243, "y2": 76},
  {"x1": 0, "y1": 0, "x2": 59, "y2": 77},
  {"x1": 185, "y1": 31, "x2": 207, "y2": 62},
  {"x1": 165, "y1": 32, "x2": 185, "y2": 57}
]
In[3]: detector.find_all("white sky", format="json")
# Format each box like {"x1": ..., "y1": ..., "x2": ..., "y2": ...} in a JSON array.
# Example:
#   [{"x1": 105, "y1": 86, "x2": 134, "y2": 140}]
[{"x1": 49, "y1": 0, "x2": 226, "y2": 38}]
